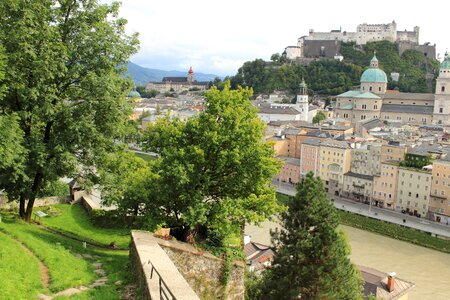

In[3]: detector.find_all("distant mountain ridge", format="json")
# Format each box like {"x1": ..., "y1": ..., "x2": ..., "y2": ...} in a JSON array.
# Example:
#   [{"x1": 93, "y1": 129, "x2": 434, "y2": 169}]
[{"x1": 126, "y1": 61, "x2": 221, "y2": 86}]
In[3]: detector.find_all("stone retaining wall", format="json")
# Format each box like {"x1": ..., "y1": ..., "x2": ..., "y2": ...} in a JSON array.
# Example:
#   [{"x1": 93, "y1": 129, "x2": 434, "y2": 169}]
[
  {"x1": 130, "y1": 231, "x2": 200, "y2": 300},
  {"x1": 130, "y1": 231, "x2": 245, "y2": 300},
  {"x1": 0, "y1": 196, "x2": 69, "y2": 209}
]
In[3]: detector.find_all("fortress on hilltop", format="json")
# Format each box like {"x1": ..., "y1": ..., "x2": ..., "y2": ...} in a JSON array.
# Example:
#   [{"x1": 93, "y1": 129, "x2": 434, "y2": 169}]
[{"x1": 285, "y1": 21, "x2": 436, "y2": 60}]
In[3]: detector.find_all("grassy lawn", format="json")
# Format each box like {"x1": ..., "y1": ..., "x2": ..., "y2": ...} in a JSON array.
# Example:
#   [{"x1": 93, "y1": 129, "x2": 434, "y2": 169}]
[
  {"x1": 40, "y1": 204, "x2": 130, "y2": 249},
  {"x1": 134, "y1": 152, "x2": 157, "y2": 163},
  {"x1": 0, "y1": 214, "x2": 96, "y2": 292},
  {"x1": 338, "y1": 210, "x2": 450, "y2": 254},
  {"x1": 0, "y1": 231, "x2": 43, "y2": 299},
  {"x1": 0, "y1": 209, "x2": 133, "y2": 299}
]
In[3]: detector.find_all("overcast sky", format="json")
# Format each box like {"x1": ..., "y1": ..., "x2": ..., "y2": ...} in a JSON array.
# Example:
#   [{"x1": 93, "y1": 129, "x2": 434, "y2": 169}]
[{"x1": 109, "y1": 0, "x2": 449, "y2": 76}]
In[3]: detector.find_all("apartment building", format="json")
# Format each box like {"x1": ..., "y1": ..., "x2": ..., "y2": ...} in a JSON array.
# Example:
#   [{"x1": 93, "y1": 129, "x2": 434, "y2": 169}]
[
  {"x1": 396, "y1": 167, "x2": 432, "y2": 217},
  {"x1": 319, "y1": 140, "x2": 351, "y2": 196},
  {"x1": 373, "y1": 161, "x2": 399, "y2": 209},
  {"x1": 299, "y1": 138, "x2": 321, "y2": 177},
  {"x1": 429, "y1": 158, "x2": 450, "y2": 224}
]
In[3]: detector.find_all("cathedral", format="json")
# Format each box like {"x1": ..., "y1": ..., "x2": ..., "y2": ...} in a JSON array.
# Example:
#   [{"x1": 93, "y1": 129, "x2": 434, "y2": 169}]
[
  {"x1": 334, "y1": 53, "x2": 450, "y2": 127},
  {"x1": 145, "y1": 67, "x2": 209, "y2": 94}
]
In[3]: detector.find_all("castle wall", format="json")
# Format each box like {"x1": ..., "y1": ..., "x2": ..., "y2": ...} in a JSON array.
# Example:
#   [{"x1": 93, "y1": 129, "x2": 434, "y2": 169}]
[{"x1": 303, "y1": 40, "x2": 341, "y2": 58}]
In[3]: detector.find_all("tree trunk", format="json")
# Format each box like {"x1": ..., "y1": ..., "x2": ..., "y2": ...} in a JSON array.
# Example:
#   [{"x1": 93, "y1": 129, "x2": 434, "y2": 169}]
[
  {"x1": 19, "y1": 192, "x2": 26, "y2": 219},
  {"x1": 24, "y1": 172, "x2": 43, "y2": 222}
]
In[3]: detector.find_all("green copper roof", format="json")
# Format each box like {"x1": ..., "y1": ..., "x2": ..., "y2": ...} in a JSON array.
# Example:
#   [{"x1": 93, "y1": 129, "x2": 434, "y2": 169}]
[
  {"x1": 441, "y1": 53, "x2": 450, "y2": 69},
  {"x1": 360, "y1": 68, "x2": 387, "y2": 83},
  {"x1": 354, "y1": 92, "x2": 381, "y2": 99},
  {"x1": 128, "y1": 90, "x2": 141, "y2": 98},
  {"x1": 337, "y1": 90, "x2": 361, "y2": 97},
  {"x1": 371, "y1": 54, "x2": 378, "y2": 63}
]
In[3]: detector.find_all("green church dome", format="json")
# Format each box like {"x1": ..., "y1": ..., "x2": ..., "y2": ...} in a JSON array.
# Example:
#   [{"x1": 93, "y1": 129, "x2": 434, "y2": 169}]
[
  {"x1": 127, "y1": 90, "x2": 141, "y2": 98},
  {"x1": 360, "y1": 68, "x2": 388, "y2": 83},
  {"x1": 360, "y1": 53, "x2": 388, "y2": 83}
]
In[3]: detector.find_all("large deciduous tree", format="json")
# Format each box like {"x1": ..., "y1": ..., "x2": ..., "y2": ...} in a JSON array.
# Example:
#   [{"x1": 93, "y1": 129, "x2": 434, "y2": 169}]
[
  {"x1": 0, "y1": 0, "x2": 138, "y2": 220},
  {"x1": 260, "y1": 172, "x2": 363, "y2": 299},
  {"x1": 140, "y1": 83, "x2": 282, "y2": 243}
]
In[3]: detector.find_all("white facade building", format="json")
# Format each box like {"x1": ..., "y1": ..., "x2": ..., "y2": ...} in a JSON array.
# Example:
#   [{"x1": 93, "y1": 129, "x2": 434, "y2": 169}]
[{"x1": 433, "y1": 53, "x2": 450, "y2": 126}]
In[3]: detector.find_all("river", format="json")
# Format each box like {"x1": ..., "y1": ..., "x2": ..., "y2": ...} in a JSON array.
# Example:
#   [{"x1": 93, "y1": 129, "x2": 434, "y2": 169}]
[{"x1": 245, "y1": 222, "x2": 450, "y2": 299}]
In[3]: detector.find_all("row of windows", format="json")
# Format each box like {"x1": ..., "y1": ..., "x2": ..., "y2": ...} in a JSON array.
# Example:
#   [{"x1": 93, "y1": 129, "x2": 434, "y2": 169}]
[{"x1": 398, "y1": 199, "x2": 427, "y2": 210}]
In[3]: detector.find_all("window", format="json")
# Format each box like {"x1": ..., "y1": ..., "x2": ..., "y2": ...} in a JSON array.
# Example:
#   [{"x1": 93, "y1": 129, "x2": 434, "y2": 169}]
[
  {"x1": 362, "y1": 104, "x2": 367, "y2": 109},
  {"x1": 442, "y1": 86, "x2": 445, "y2": 92},
  {"x1": 440, "y1": 107, "x2": 444, "y2": 113},
  {"x1": 374, "y1": 105, "x2": 378, "y2": 109},
  {"x1": 369, "y1": 86, "x2": 373, "y2": 91},
  {"x1": 379, "y1": 87, "x2": 381, "y2": 92},
  {"x1": 408, "y1": 192, "x2": 412, "y2": 197}
]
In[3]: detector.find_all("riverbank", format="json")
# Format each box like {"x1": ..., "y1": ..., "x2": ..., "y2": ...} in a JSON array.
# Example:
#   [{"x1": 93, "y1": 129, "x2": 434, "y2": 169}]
[{"x1": 338, "y1": 210, "x2": 450, "y2": 254}]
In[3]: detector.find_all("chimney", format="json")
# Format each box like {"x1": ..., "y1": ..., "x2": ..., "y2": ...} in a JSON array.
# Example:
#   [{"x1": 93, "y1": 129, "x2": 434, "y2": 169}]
[{"x1": 387, "y1": 272, "x2": 396, "y2": 292}]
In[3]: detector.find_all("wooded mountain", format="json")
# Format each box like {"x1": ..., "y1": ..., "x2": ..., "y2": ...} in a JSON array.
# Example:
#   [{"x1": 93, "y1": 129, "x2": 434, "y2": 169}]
[{"x1": 126, "y1": 61, "x2": 221, "y2": 86}]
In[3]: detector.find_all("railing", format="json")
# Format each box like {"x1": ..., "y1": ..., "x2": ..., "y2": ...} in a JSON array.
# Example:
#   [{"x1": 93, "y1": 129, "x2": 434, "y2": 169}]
[{"x1": 147, "y1": 260, "x2": 177, "y2": 300}]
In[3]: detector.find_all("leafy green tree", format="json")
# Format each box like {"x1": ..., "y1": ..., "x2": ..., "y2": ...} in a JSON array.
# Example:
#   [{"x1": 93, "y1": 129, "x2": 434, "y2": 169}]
[
  {"x1": 0, "y1": 0, "x2": 139, "y2": 220},
  {"x1": 98, "y1": 151, "x2": 156, "y2": 221},
  {"x1": 260, "y1": 173, "x2": 363, "y2": 299},
  {"x1": 312, "y1": 111, "x2": 327, "y2": 124},
  {"x1": 136, "y1": 86, "x2": 158, "y2": 98},
  {"x1": 141, "y1": 83, "x2": 282, "y2": 243}
]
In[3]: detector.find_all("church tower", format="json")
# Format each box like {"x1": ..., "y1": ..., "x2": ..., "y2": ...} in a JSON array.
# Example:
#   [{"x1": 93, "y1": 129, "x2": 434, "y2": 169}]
[
  {"x1": 296, "y1": 79, "x2": 309, "y2": 121},
  {"x1": 187, "y1": 66, "x2": 194, "y2": 84},
  {"x1": 433, "y1": 52, "x2": 450, "y2": 125}
]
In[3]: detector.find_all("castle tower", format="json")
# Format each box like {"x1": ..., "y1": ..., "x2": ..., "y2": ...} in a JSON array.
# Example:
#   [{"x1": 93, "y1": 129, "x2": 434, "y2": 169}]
[
  {"x1": 433, "y1": 52, "x2": 450, "y2": 125},
  {"x1": 360, "y1": 53, "x2": 388, "y2": 94},
  {"x1": 296, "y1": 79, "x2": 309, "y2": 121},
  {"x1": 187, "y1": 66, "x2": 194, "y2": 84}
]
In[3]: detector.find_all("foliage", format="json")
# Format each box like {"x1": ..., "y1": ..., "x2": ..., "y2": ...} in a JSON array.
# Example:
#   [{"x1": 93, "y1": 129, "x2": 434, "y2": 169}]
[
  {"x1": 260, "y1": 173, "x2": 363, "y2": 299},
  {"x1": 0, "y1": 231, "x2": 43, "y2": 299},
  {"x1": 341, "y1": 41, "x2": 439, "y2": 93},
  {"x1": 0, "y1": 0, "x2": 139, "y2": 220},
  {"x1": 231, "y1": 58, "x2": 361, "y2": 95},
  {"x1": 138, "y1": 109, "x2": 152, "y2": 121},
  {"x1": 98, "y1": 151, "x2": 157, "y2": 221},
  {"x1": 276, "y1": 192, "x2": 291, "y2": 205},
  {"x1": 140, "y1": 83, "x2": 282, "y2": 243},
  {"x1": 135, "y1": 86, "x2": 158, "y2": 98},
  {"x1": 338, "y1": 210, "x2": 450, "y2": 254},
  {"x1": 37, "y1": 180, "x2": 70, "y2": 198},
  {"x1": 399, "y1": 153, "x2": 432, "y2": 169},
  {"x1": 230, "y1": 40, "x2": 439, "y2": 96},
  {"x1": 133, "y1": 152, "x2": 157, "y2": 163},
  {"x1": 40, "y1": 204, "x2": 131, "y2": 249},
  {"x1": 245, "y1": 271, "x2": 264, "y2": 300},
  {"x1": 312, "y1": 111, "x2": 327, "y2": 124}
]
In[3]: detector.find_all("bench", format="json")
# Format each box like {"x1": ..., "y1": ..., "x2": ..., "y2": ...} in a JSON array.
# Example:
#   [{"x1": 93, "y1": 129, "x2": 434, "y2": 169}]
[{"x1": 34, "y1": 210, "x2": 48, "y2": 221}]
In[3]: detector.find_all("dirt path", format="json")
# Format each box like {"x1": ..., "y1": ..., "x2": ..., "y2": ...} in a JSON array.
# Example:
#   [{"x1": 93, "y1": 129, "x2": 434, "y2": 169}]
[{"x1": 11, "y1": 237, "x2": 50, "y2": 289}]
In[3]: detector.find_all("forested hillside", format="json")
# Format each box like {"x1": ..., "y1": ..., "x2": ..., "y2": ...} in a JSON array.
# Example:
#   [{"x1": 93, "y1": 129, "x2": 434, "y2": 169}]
[{"x1": 228, "y1": 41, "x2": 439, "y2": 96}]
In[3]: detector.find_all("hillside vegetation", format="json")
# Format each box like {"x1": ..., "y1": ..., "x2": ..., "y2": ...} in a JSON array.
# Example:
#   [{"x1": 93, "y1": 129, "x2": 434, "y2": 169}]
[{"x1": 228, "y1": 41, "x2": 439, "y2": 96}]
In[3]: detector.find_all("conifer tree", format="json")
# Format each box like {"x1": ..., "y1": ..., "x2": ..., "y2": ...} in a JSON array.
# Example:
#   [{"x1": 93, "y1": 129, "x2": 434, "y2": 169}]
[{"x1": 260, "y1": 172, "x2": 363, "y2": 299}]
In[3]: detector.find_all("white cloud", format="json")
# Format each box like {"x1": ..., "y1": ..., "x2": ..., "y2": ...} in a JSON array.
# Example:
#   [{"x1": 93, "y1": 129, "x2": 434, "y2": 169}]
[{"x1": 105, "y1": 0, "x2": 450, "y2": 75}]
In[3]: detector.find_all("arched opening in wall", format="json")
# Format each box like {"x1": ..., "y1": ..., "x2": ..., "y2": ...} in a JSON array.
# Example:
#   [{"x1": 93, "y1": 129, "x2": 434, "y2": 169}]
[
  {"x1": 442, "y1": 86, "x2": 445, "y2": 92},
  {"x1": 379, "y1": 86, "x2": 381, "y2": 92}
]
